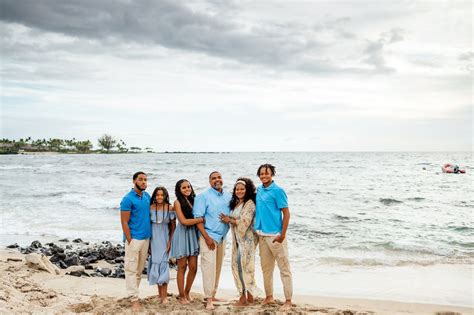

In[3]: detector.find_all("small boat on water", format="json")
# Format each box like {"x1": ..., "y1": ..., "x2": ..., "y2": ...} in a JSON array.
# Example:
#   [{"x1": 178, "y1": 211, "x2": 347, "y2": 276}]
[{"x1": 441, "y1": 163, "x2": 466, "y2": 174}]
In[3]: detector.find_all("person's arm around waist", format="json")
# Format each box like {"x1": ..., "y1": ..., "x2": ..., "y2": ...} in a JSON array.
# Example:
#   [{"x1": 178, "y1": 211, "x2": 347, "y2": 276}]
[{"x1": 174, "y1": 200, "x2": 204, "y2": 226}]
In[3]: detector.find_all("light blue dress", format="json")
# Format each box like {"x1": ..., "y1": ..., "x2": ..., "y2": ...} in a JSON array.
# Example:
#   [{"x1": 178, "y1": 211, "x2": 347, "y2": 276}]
[
  {"x1": 147, "y1": 208, "x2": 176, "y2": 285},
  {"x1": 170, "y1": 220, "x2": 199, "y2": 260}
]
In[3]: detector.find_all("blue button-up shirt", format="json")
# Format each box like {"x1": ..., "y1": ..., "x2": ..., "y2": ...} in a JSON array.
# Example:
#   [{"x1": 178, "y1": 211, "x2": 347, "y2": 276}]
[
  {"x1": 120, "y1": 189, "x2": 151, "y2": 240},
  {"x1": 254, "y1": 181, "x2": 288, "y2": 235},
  {"x1": 193, "y1": 188, "x2": 231, "y2": 243}
]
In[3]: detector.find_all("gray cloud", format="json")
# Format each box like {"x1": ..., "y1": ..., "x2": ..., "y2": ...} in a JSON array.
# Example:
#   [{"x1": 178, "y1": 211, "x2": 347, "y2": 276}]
[
  {"x1": 0, "y1": 0, "x2": 395, "y2": 75},
  {"x1": 363, "y1": 28, "x2": 405, "y2": 73},
  {"x1": 0, "y1": 1, "x2": 308, "y2": 65},
  {"x1": 458, "y1": 51, "x2": 473, "y2": 72}
]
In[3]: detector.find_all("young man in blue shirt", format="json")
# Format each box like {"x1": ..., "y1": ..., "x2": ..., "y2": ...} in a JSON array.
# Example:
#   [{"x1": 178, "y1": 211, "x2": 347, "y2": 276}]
[
  {"x1": 193, "y1": 171, "x2": 231, "y2": 310},
  {"x1": 120, "y1": 171, "x2": 151, "y2": 311},
  {"x1": 254, "y1": 164, "x2": 293, "y2": 311}
]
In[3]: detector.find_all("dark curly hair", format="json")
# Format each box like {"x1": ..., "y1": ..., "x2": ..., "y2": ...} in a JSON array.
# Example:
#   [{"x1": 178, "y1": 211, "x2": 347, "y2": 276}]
[
  {"x1": 175, "y1": 179, "x2": 195, "y2": 219},
  {"x1": 150, "y1": 186, "x2": 171, "y2": 222},
  {"x1": 257, "y1": 164, "x2": 276, "y2": 176},
  {"x1": 229, "y1": 177, "x2": 256, "y2": 210}
]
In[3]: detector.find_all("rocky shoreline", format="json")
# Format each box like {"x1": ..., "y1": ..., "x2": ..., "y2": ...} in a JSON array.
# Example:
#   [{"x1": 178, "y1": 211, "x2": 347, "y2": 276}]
[{"x1": 6, "y1": 239, "x2": 132, "y2": 279}]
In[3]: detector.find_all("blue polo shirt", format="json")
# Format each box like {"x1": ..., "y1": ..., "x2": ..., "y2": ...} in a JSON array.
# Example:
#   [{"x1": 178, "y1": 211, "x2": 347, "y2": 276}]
[
  {"x1": 254, "y1": 181, "x2": 288, "y2": 235},
  {"x1": 120, "y1": 189, "x2": 151, "y2": 240},
  {"x1": 193, "y1": 188, "x2": 231, "y2": 243}
]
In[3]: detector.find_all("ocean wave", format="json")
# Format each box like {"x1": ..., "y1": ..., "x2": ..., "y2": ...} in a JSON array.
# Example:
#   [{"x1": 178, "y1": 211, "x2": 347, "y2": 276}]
[
  {"x1": 345, "y1": 242, "x2": 446, "y2": 257},
  {"x1": 316, "y1": 256, "x2": 465, "y2": 267},
  {"x1": 379, "y1": 198, "x2": 403, "y2": 205},
  {"x1": 0, "y1": 165, "x2": 34, "y2": 170},
  {"x1": 291, "y1": 224, "x2": 338, "y2": 238},
  {"x1": 31, "y1": 191, "x2": 69, "y2": 198},
  {"x1": 455, "y1": 203, "x2": 474, "y2": 208},
  {"x1": 446, "y1": 241, "x2": 474, "y2": 249},
  {"x1": 332, "y1": 214, "x2": 360, "y2": 222},
  {"x1": 448, "y1": 225, "x2": 474, "y2": 233}
]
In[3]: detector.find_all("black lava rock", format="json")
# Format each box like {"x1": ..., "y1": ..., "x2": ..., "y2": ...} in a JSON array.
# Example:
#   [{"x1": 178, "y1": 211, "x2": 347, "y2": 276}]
[
  {"x1": 58, "y1": 260, "x2": 68, "y2": 269},
  {"x1": 85, "y1": 265, "x2": 93, "y2": 270},
  {"x1": 30, "y1": 241, "x2": 42, "y2": 249},
  {"x1": 99, "y1": 268, "x2": 112, "y2": 277},
  {"x1": 6, "y1": 243, "x2": 19, "y2": 249},
  {"x1": 20, "y1": 247, "x2": 34, "y2": 254},
  {"x1": 100, "y1": 246, "x2": 121, "y2": 261},
  {"x1": 49, "y1": 247, "x2": 62, "y2": 256},
  {"x1": 67, "y1": 271, "x2": 82, "y2": 277},
  {"x1": 64, "y1": 255, "x2": 80, "y2": 266},
  {"x1": 40, "y1": 248, "x2": 53, "y2": 256},
  {"x1": 115, "y1": 270, "x2": 125, "y2": 279},
  {"x1": 49, "y1": 253, "x2": 66, "y2": 263},
  {"x1": 72, "y1": 238, "x2": 83, "y2": 243},
  {"x1": 114, "y1": 257, "x2": 124, "y2": 264},
  {"x1": 58, "y1": 238, "x2": 69, "y2": 242}
]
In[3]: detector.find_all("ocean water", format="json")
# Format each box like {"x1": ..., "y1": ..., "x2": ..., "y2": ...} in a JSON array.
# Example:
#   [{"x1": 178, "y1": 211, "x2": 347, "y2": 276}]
[{"x1": 0, "y1": 152, "x2": 472, "y2": 306}]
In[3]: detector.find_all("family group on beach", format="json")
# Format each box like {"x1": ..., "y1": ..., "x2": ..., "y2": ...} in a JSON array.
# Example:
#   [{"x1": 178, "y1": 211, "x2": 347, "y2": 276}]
[{"x1": 120, "y1": 164, "x2": 293, "y2": 311}]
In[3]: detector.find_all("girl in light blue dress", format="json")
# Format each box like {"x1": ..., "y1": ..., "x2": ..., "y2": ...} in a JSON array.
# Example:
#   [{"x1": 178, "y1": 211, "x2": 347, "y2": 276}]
[
  {"x1": 170, "y1": 179, "x2": 204, "y2": 304},
  {"x1": 148, "y1": 186, "x2": 176, "y2": 304}
]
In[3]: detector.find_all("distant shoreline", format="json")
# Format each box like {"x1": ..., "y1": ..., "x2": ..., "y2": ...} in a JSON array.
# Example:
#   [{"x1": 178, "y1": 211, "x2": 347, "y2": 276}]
[{"x1": 3, "y1": 151, "x2": 231, "y2": 155}]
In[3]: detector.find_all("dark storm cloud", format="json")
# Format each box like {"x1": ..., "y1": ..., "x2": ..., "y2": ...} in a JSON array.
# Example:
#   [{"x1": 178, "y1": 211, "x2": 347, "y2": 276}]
[
  {"x1": 0, "y1": 1, "x2": 309, "y2": 65},
  {"x1": 0, "y1": 0, "x2": 393, "y2": 75}
]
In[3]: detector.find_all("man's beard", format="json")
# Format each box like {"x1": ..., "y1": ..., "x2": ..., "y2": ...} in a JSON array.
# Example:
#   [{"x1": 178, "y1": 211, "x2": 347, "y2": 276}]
[{"x1": 135, "y1": 183, "x2": 146, "y2": 191}]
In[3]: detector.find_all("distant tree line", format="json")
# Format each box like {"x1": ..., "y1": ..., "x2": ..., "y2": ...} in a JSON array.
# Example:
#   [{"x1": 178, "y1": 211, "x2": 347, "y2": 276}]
[{"x1": 0, "y1": 135, "x2": 153, "y2": 154}]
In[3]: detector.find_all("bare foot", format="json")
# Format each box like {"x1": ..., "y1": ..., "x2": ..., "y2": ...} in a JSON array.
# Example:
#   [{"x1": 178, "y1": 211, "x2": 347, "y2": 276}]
[
  {"x1": 131, "y1": 300, "x2": 141, "y2": 311},
  {"x1": 233, "y1": 295, "x2": 248, "y2": 307},
  {"x1": 247, "y1": 293, "x2": 254, "y2": 304},
  {"x1": 233, "y1": 301, "x2": 248, "y2": 307},
  {"x1": 178, "y1": 296, "x2": 190, "y2": 305},
  {"x1": 161, "y1": 297, "x2": 169, "y2": 304},
  {"x1": 206, "y1": 299, "x2": 215, "y2": 310},
  {"x1": 212, "y1": 297, "x2": 226, "y2": 302},
  {"x1": 185, "y1": 293, "x2": 193, "y2": 302},
  {"x1": 279, "y1": 301, "x2": 292, "y2": 311},
  {"x1": 262, "y1": 296, "x2": 275, "y2": 305}
]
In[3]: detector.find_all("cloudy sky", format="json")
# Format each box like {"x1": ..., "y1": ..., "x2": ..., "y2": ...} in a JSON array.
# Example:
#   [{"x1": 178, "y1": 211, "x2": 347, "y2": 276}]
[{"x1": 1, "y1": 0, "x2": 472, "y2": 151}]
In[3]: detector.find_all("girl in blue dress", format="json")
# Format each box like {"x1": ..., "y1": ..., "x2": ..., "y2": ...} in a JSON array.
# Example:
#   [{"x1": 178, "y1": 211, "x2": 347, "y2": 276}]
[
  {"x1": 170, "y1": 179, "x2": 204, "y2": 304},
  {"x1": 148, "y1": 186, "x2": 176, "y2": 304}
]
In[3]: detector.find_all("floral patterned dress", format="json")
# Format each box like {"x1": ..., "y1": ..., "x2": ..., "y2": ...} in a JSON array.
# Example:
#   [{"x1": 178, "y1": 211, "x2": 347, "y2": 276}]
[{"x1": 229, "y1": 199, "x2": 258, "y2": 295}]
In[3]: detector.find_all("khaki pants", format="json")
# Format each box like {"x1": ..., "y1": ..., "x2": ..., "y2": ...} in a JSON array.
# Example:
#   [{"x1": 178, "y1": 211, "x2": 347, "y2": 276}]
[
  {"x1": 124, "y1": 238, "x2": 149, "y2": 300},
  {"x1": 199, "y1": 236, "x2": 226, "y2": 299},
  {"x1": 259, "y1": 236, "x2": 293, "y2": 300}
]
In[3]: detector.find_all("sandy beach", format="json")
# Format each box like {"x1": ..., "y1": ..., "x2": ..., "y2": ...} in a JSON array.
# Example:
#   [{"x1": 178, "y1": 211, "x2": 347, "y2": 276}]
[{"x1": 0, "y1": 248, "x2": 470, "y2": 314}]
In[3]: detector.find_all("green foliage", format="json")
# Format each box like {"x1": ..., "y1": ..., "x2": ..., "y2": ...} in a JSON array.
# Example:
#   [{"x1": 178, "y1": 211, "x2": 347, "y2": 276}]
[
  {"x1": 0, "y1": 136, "x2": 146, "y2": 154},
  {"x1": 97, "y1": 134, "x2": 117, "y2": 153}
]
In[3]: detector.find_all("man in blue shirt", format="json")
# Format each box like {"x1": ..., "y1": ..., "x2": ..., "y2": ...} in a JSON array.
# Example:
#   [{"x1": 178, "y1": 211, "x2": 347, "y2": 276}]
[
  {"x1": 120, "y1": 171, "x2": 151, "y2": 311},
  {"x1": 193, "y1": 171, "x2": 231, "y2": 310},
  {"x1": 254, "y1": 164, "x2": 293, "y2": 311}
]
